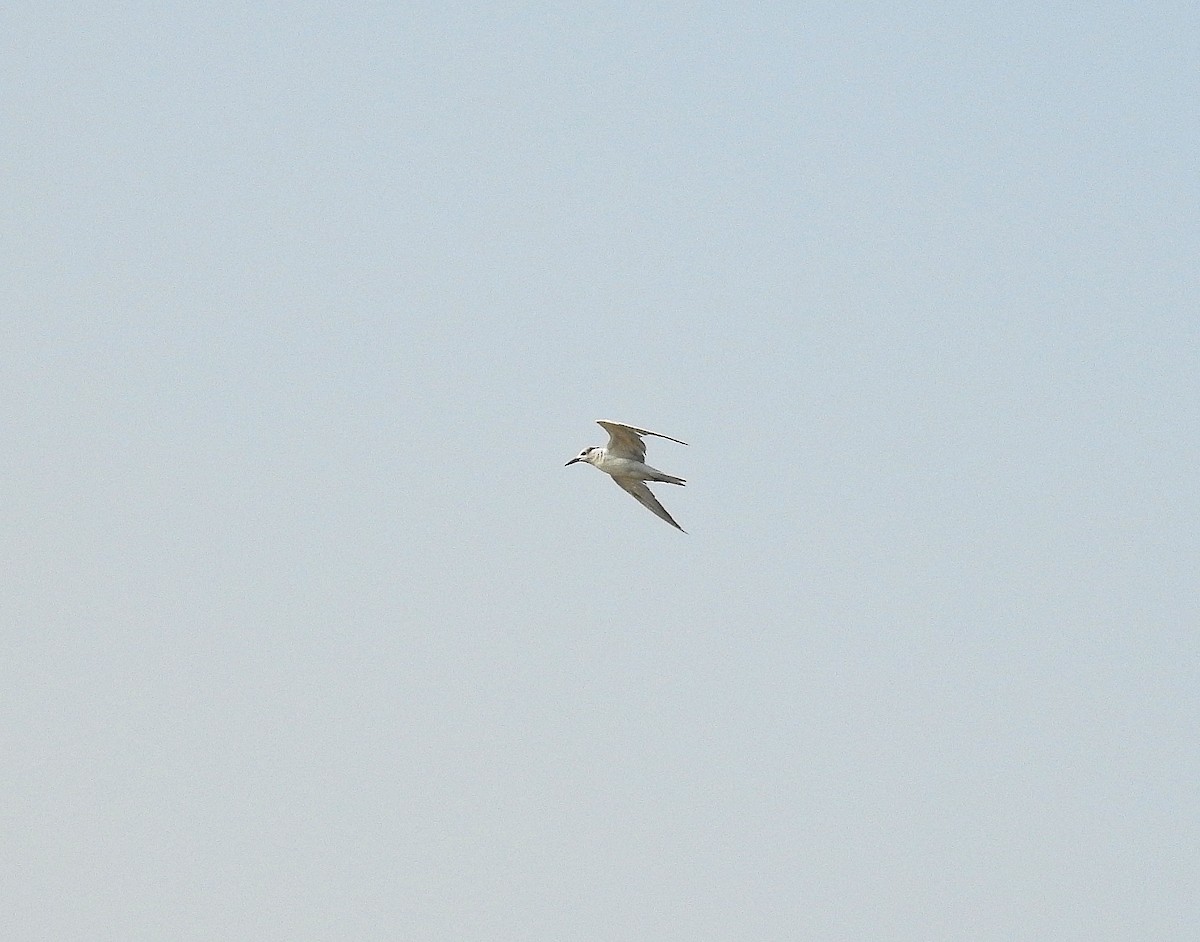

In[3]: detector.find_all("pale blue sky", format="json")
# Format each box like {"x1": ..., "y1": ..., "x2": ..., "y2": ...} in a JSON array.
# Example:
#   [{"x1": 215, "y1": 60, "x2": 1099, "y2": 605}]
[{"x1": 4, "y1": 3, "x2": 1198, "y2": 940}]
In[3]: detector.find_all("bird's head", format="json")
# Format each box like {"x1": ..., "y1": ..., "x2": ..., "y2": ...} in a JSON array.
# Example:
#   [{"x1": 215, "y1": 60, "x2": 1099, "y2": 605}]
[{"x1": 565, "y1": 446, "x2": 599, "y2": 467}]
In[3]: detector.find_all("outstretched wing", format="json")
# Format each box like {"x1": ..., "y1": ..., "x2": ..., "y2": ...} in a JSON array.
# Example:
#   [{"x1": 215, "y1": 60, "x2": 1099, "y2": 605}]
[
  {"x1": 597, "y1": 420, "x2": 688, "y2": 462},
  {"x1": 612, "y1": 476, "x2": 685, "y2": 532}
]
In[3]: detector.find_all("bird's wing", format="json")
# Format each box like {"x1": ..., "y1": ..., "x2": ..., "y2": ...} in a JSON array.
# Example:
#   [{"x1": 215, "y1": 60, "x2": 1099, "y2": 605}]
[
  {"x1": 596, "y1": 420, "x2": 688, "y2": 462},
  {"x1": 612, "y1": 476, "x2": 685, "y2": 531}
]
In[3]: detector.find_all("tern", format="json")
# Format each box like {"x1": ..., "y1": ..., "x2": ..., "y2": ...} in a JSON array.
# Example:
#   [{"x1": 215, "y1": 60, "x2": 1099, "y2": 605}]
[{"x1": 565, "y1": 420, "x2": 688, "y2": 531}]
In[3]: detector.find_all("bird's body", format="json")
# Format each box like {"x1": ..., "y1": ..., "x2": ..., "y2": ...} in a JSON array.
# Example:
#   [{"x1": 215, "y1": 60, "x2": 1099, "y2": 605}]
[{"x1": 566, "y1": 420, "x2": 688, "y2": 531}]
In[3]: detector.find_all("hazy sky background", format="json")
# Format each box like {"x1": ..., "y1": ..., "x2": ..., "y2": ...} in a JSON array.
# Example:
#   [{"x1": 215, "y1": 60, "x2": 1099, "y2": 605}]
[{"x1": 4, "y1": 3, "x2": 1197, "y2": 939}]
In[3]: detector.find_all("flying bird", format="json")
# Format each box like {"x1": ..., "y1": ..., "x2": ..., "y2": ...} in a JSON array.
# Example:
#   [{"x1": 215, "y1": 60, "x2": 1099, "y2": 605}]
[{"x1": 565, "y1": 420, "x2": 688, "y2": 531}]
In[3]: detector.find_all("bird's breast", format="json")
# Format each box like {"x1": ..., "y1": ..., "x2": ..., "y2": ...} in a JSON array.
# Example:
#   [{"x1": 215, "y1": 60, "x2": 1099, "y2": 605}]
[{"x1": 598, "y1": 456, "x2": 651, "y2": 477}]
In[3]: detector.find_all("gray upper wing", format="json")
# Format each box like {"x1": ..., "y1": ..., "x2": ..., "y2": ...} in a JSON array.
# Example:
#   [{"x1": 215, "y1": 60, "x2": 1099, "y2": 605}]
[{"x1": 596, "y1": 420, "x2": 688, "y2": 462}]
